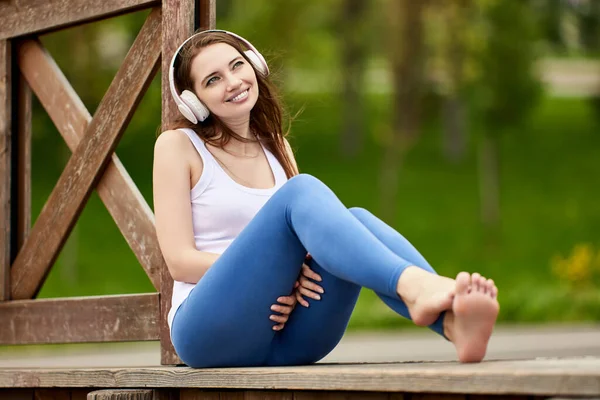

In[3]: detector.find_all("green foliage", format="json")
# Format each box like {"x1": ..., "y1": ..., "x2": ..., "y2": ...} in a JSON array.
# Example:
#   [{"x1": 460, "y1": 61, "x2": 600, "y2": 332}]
[{"x1": 474, "y1": 0, "x2": 543, "y2": 134}]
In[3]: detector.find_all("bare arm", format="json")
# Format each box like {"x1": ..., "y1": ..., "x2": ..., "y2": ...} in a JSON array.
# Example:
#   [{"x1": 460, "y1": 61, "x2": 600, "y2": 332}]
[{"x1": 153, "y1": 130, "x2": 219, "y2": 283}]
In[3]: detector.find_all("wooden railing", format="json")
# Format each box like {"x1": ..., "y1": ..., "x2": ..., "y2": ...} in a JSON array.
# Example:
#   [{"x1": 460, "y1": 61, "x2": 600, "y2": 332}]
[{"x1": 0, "y1": 0, "x2": 215, "y2": 366}]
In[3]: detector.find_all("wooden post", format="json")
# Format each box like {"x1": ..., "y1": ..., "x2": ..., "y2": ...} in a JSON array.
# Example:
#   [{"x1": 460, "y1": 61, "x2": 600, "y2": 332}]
[
  {"x1": 160, "y1": 0, "x2": 215, "y2": 366},
  {"x1": 0, "y1": 39, "x2": 12, "y2": 302},
  {"x1": 87, "y1": 390, "x2": 154, "y2": 400},
  {"x1": 16, "y1": 43, "x2": 31, "y2": 251}
]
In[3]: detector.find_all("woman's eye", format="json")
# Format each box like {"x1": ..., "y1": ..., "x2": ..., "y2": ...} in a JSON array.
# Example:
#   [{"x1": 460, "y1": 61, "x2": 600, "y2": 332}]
[
  {"x1": 233, "y1": 60, "x2": 244, "y2": 69},
  {"x1": 206, "y1": 76, "x2": 219, "y2": 86}
]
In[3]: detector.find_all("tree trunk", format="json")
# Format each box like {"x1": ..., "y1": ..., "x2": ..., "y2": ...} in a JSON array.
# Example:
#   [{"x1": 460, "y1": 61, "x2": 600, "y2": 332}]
[
  {"x1": 442, "y1": 0, "x2": 469, "y2": 163},
  {"x1": 340, "y1": 0, "x2": 367, "y2": 158},
  {"x1": 477, "y1": 132, "x2": 500, "y2": 227},
  {"x1": 443, "y1": 96, "x2": 467, "y2": 163},
  {"x1": 379, "y1": 0, "x2": 427, "y2": 223}
]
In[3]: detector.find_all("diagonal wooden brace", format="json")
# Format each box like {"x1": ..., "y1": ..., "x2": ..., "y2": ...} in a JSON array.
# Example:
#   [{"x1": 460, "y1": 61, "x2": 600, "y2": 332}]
[
  {"x1": 10, "y1": 8, "x2": 162, "y2": 300},
  {"x1": 17, "y1": 39, "x2": 163, "y2": 291}
]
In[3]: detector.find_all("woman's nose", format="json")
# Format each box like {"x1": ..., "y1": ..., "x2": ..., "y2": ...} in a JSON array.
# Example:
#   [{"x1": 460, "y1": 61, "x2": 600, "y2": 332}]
[{"x1": 226, "y1": 75, "x2": 243, "y2": 90}]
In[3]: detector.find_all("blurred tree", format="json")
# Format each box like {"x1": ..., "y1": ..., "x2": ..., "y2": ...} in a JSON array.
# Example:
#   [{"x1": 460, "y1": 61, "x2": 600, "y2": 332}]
[
  {"x1": 338, "y1": 0, "x2": 369, "y2": 158},
  {"x1": 222, "y1": 0, "x2": 312, "y2": 80},
  {"x1": 579, "y1": 0, "x2": 600, "y2": 53},
  {"x1": 474, "y1": 0, "x2": 542, "y2": 227},
  {"x1": 437, "y1": 0, "x2": 472, "y2": 163},
  {"x1": 379, "y1": 0, "x2": 429, "y2": 223},
  {"x1": 540, "y1": 0, "x2": 566, "y2": 53}
]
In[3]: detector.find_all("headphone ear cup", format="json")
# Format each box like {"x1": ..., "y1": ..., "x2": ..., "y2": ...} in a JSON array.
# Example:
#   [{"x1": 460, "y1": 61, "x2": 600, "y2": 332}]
[
  {"x1": 244, "y1": 50, "x2": 268, "y2": 76},
  {"x1": 181, "y1": 90, "x2": 210, "y2": 122}
]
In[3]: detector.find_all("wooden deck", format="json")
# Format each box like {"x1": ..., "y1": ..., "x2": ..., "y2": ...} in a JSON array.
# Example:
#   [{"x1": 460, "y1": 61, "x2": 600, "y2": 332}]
[{"x1": 0, "y1": 357, "x2": 599, "y2": 399}]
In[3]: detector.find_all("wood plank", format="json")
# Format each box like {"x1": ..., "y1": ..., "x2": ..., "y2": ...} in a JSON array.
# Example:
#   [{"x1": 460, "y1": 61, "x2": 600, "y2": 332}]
[
  {"x1": 411, "y1": 395, "x2": 465, "y2": 400},
  {"x1": 0, "y1": 293, "x2": 159, "y2": 344},
  {"x1": 17, "y1": 39, "x2": 163, "y2": 291},
  {"x1": 0, "y1": 40, "x2": 11, "y2": 302},
  {"x1": 17, "y1": 60, "x2": 31, "y2": 249},
  {"x1": 87, "y1": 390, "x2": 154, "y2": 400},
  {"x1": 159, "y1": 0, "x2": 196, "y2": 367},
  {"x1": 294, "y1": 392, "x2": 387, "y2": 399},
  {"x1": 197, "y1": 0, "x2": 216, "y2": 31},
  {"x1": 9, "y1": 8, "x2": 162, "y2": 300},
  {"x1": 0, "y1": 0, "x2": 160, "y2": 40},
  {"x1": 0, "y1": 358, "x2": 599, "y2": 396}
]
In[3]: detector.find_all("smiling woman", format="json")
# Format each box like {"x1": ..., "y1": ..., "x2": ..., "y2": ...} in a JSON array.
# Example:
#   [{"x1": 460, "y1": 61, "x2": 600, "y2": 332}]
[{"x1": 152, "y1": 29, "x2": 500, "y2": 369}]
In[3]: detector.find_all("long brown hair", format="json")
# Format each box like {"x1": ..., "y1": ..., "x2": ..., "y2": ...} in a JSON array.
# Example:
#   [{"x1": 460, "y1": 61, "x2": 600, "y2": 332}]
[{"x1": 165, "y1": 31, "x2": 297, "y2": 178}]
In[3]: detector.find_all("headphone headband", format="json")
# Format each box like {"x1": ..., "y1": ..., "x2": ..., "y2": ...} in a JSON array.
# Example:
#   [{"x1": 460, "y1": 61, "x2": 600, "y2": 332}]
[{"x1": 168, "y1": 30, "x2": 269, "y2": 124}]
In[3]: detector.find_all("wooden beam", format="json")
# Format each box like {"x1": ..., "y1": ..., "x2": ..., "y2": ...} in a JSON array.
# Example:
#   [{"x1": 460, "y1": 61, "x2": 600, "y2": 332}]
[
  {"x1": 9, "y1": 8, "x2": 162, "y2": 300},
  {"x1": 159, "y1": 0, "x2": 197, "y2": 367},
  {"x1": 197, "y1": 0, "x2": 216, "y2": 32},
  {"x1": 87, "y1": 390, "x2": 155, "y2": 400},
  {"x1": 1, "y1": 358, "x2": 600, "y2": 396},
  {"x1": 16, "y1": 60, "x2": 31, "y2": 250},
  {"x1": 0, "y1": 40, "x2": 11, "y2": 301},
  {"x1": 0, "y1": 293, "x2": 159, "y2": 344},
  {"x1": 0, "y1": 0, "x2": 160, "y2": 41},
  {"x1": 17, "y1": 39, "x2": 163, "y2": 291}
]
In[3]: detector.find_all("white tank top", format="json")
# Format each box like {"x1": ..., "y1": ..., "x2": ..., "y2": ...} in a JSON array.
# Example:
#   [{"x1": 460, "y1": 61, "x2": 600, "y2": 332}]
[{"x1": 167, "y1": 128, "x2": 289, "y2": 330}]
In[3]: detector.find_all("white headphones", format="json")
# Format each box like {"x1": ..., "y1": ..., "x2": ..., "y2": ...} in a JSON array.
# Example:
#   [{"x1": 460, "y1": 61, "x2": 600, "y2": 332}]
[{"x1": 168, "y1": 30, "x2": 270, "y2": 124}]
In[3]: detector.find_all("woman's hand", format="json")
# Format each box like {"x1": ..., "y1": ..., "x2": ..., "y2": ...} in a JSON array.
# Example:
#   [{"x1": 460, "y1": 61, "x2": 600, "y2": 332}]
[
  {"x1": 270, "y1": 294, "x2": 297, "y2": 331},
  {"x1": 295, "y1": 254, "x2": 324, "y2": 307}
]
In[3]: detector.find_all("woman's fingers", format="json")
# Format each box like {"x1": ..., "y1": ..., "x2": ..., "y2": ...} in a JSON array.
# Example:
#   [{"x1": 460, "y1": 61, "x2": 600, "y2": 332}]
[
  {"x1": 271, "y1": 303, "x2": 293, "y2": 315},
  {"x1": 302, "y1": 264, "x2": 322, "y2": 282},
  {"x1": 277, "y1": 295, "x2": 296, "y2": 306},
  {"x1": 296, "y1": 290, "x2": 310, "y2": 307},
  {"x1": 299, "y1": 276, "x2": 324, "y2": 294},
  {"x1": 270, "y1": 314, "x2": 288, "y2": 323},
  {"x1": 299, "y1": 285, "x2": 321, "y2": 300}
]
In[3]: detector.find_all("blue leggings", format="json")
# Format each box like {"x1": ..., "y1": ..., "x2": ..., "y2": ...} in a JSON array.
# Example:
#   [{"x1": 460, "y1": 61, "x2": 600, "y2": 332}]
[{"x1": 171, "y1": 174, "x2": 445, "y2": 368}]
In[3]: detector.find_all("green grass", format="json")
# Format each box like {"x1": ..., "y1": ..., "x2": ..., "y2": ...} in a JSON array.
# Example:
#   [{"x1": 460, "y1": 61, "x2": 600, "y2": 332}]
[{"x1": 30, "y1": 91, "x2": 600, "y2": 330}]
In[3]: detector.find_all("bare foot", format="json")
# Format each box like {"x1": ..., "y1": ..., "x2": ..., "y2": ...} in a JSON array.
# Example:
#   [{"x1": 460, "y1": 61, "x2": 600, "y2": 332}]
[
  {"x1": 397, "y1": 267, "x2": 456, "y2": 326},
  {"x1": 444, "y1": 272, "x2": 499, "y2": 363}
]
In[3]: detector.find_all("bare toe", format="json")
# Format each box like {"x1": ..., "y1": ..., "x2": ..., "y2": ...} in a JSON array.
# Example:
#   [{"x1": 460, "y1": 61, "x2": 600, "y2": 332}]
[
  {"x1": 472, "y1": 273, "x2": 482, "y2": 291},
  {"x1": 456, "y1": 272, "x2": 470, "y2": 294},
  {"x1": 487, "y1": 279, "x2": 495, "y2": 294}
]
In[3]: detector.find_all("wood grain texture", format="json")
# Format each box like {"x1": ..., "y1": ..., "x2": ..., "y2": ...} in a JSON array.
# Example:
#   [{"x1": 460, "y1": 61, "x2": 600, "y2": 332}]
[
  {"x1": 0, "y1": 39, "x2": 11, "y2": 302},
  {"x1": 294, "y1": 392, "x2": 388, "y2": 399},
  {"x1": 197, "y1": 0, "x2": 216, "y2": 31},
  {"x1": 0, "y1": 0, "x2": 159, "y2": 40},
  {"x1": 0, "y1": 358, "x2": 599, "y2": 396},
  {"x1": 0, "y1": 293, "x2": 159, "y2": 344},
  {"x1": 159, "y1": 0, "x2": 197, "y2": 366},
  {"x1": 87, "y1": 389, "x2": 154, "y2": 400},
  {"x1": 9, "y1": 8, "x2": 162, "y2": 300},
  {"x1": 16, "y1": 65, "x2": 31, "y2": 250},
  {"x1": 17, "y1": 39, "x2": 163, "y2": 291}
]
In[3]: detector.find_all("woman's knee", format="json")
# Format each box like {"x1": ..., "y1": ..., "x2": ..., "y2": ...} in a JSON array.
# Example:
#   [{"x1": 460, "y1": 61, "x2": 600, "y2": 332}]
[
  {"x1": 279, "y1": 173, "x2": 330, "y2": 201},
  {"x1": 348, "y1": 207, "x2": 371, "y2": 220}
]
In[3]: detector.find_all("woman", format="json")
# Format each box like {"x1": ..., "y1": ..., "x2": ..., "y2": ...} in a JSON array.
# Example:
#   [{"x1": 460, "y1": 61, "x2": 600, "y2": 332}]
[{"x1": 153, "y1": 30, "x2": 499, "y2": 368}]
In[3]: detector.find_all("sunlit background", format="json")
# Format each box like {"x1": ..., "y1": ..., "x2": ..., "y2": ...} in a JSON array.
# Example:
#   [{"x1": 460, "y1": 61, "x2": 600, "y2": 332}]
[{"x1": 27, "y1": 0, "x2": 600, "y2": 330}]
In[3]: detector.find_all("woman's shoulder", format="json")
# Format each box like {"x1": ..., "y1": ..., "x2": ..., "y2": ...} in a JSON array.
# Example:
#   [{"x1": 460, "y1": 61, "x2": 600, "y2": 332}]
[{"x1": 154, "y1": 129, "x2": 200, "y2": 164}]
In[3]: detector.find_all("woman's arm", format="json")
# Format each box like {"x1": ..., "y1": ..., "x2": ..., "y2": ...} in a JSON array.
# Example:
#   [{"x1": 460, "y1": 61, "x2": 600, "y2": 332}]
[{"x1": 153, "y1": 130, "x2": 219, "y2": 283}]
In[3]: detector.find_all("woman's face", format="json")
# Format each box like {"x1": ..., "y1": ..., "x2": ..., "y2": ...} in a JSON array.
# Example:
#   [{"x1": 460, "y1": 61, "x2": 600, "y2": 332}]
[{"x1": 190, "y1": 42, "x2": 259, "y2": 124}]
